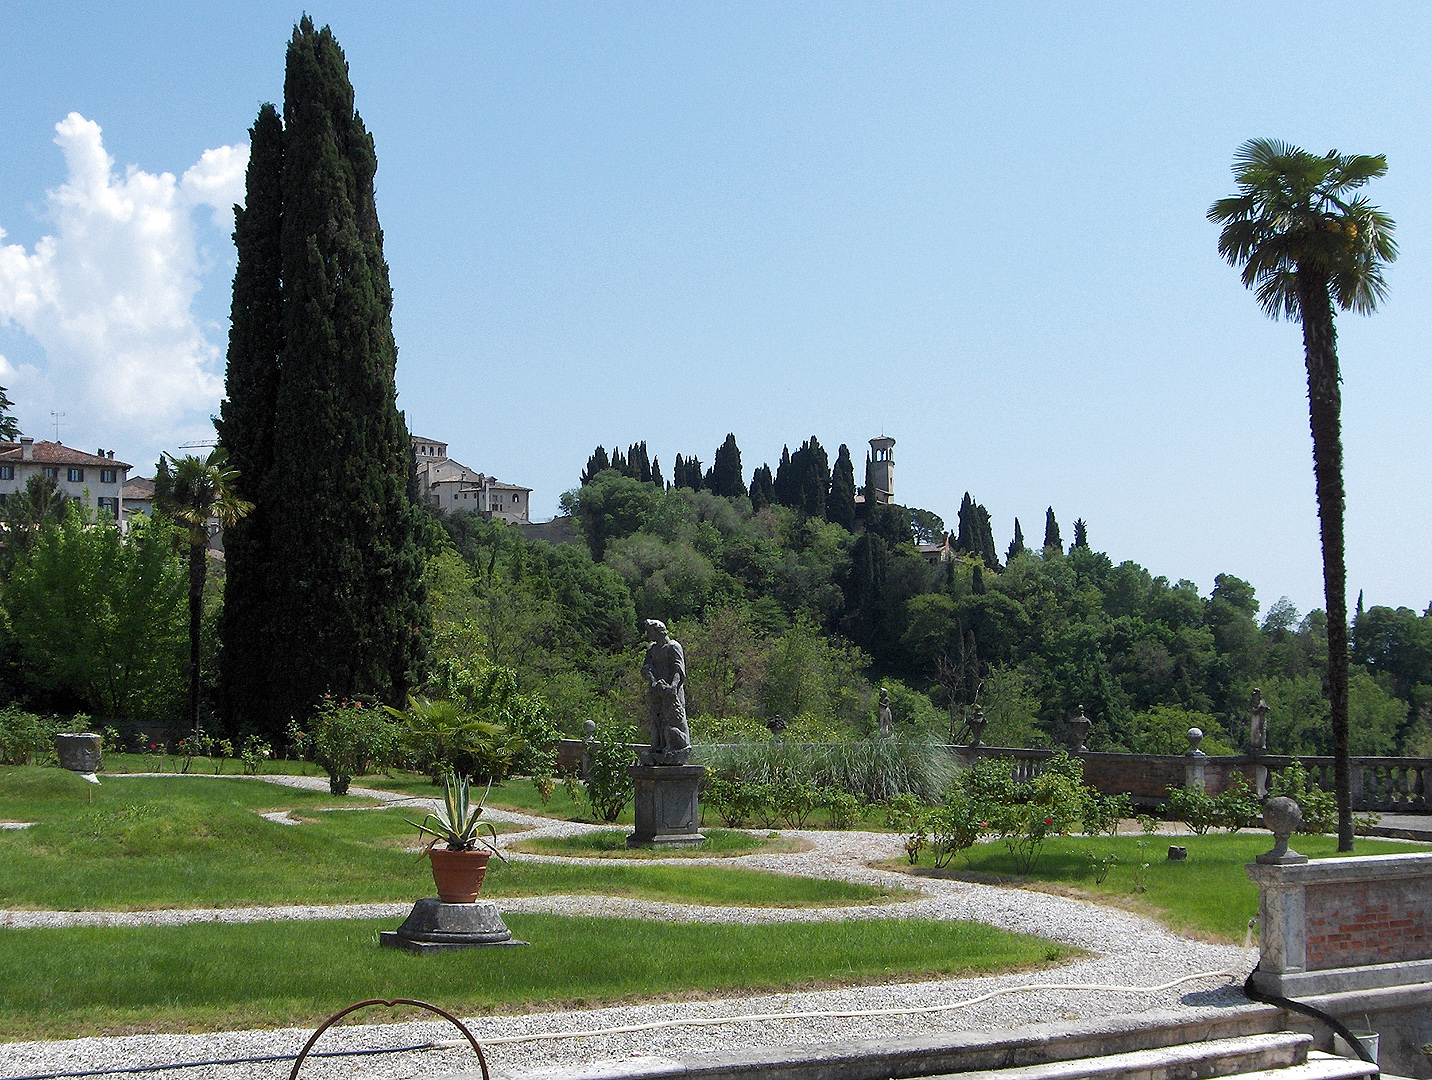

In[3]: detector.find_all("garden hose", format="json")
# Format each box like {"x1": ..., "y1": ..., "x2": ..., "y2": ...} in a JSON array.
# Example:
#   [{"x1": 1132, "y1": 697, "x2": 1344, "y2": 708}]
[{"x1": 0, "y1": 969, "x2": 1237, "y2": 1080}]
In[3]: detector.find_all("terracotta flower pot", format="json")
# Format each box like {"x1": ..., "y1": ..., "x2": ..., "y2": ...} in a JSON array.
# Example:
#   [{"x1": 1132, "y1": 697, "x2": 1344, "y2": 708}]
[{"x1": 428, "y1": 847, "x2": 491, "y2": 903}]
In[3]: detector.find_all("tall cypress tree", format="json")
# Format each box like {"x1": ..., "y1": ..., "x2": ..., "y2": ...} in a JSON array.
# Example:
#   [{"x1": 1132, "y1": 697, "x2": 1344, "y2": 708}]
[
  {"x1": 790, "y1": 436, "x2": 830, "y2": 518},
  {"x1": 976, "y1": 502, "x2": 999, "y2": 568},
  {"x1": 1007, "y1": 518, "x2": 1025, "y2": 563},
  {"x1": 580, "y1": 445, "x2": 610, "y2": 485},
  {"x1": 826, "y1": 444, "x2": 856, "y2": 528},
  {"x1": 216, "y1": 103, "x2": 284, "y2": 734},
  {"x1": 227, "y1": 18, "x2": 426, "y2": 734},
  {"x1": 1043, "y1": 507, "x2": 1062, "y2": 554},
  {"x1": 709, "y1": 434, "x2": 745, "y2": 498},
  {"x1": 954, "y1": 493, "x2": 977, "y2": 556},
  {"x1": 749, "y1": 463, "x2": 774, "y2": 510},
  {"x1": 650, "y1": 456, "x2": 664, "y2": 488},
  {"x1": 773, "y1": 446, "x2": 794, "y2": 506}
]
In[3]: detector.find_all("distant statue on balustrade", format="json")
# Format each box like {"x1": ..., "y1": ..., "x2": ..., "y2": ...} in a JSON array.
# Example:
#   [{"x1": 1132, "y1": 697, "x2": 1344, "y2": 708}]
[
  {"x1": 641, "y1": 619, "x2": 690, "y2": 764},
  {"x1": 1248, "y1": 688, "x2": 1270, "y2": 755}
]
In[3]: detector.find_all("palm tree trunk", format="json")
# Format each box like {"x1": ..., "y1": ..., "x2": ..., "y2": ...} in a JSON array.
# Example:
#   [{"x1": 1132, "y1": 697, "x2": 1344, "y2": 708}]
[
  {"x1": 1298, "y1": 271, "x2": 1354, "y2": 852},
  {"x1": 188, "y1": 538, "x2": 207, "y2": 734}
]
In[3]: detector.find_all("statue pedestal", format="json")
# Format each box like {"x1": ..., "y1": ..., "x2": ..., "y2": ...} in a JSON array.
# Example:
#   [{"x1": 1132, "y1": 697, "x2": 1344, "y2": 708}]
[
  {"x1": 627, "y1": 764, "x2": 705, "y2": 848},
  {"x1": 379, "y1": 898, "x2": 527, "y2": 953}
]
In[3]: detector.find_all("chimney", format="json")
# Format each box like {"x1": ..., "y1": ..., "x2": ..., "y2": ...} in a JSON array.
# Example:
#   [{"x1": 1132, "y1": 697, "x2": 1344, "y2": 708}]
[
  {"x1": 107, "y1": 450, "x2": 114, "y2": 460},
  {"x1": 20, "y1": 437, "x2": 33, "y2": 461},
  {"x1": 98, "y1": 448, "x2": 104, "y2": 458}
]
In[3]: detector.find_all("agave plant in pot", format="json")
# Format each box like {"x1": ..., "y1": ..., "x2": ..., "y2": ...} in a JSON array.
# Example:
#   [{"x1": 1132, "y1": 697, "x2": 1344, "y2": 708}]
[{"x1": 405, "y1": 770, "x2": 503, "y2": 903}]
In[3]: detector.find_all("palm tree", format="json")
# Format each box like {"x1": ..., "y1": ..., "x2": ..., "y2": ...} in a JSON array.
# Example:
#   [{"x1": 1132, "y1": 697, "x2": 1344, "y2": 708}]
[
  {"x1": 156, "y1": 449, "x2": 253, "y2": 733},
  {"x1": 1209, "y1": 139, "x2": 1397, "y2": 852}
]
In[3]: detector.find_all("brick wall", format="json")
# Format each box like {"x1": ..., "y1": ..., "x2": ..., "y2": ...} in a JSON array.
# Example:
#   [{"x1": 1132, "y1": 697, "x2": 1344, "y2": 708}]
[{"x1": 1304, "y1": 877, "x2": 1431, "y2": 970}]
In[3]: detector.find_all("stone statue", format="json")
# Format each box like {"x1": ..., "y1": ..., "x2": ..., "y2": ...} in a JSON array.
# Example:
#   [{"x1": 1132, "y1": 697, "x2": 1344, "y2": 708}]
[
  {"x1": 877, "y1": 688, "x2": 894, "y2": 738},
  {"x1": 640, "y1": 619, "x2": 690, "y2": 764},
  {"x1": 1248, "y1": 687, "x2": 1270, "y2": 754}
]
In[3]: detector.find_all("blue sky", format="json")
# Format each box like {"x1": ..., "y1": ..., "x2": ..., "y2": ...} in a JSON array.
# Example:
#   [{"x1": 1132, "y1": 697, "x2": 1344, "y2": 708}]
[{"x1": 0, "y1": 2, "x2": 1428, "y2": 618}]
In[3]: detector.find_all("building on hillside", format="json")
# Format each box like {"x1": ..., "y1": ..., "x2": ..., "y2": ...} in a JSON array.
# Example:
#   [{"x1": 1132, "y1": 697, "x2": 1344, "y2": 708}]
[
  {"x1": 0, "y1": 439, "x2": 130, "y2": 519},
  {"x1": 121, "y1": 476, "x2": 155, "y2": 519},
  {"x1": 411, "y1": 435, "x2": 532, "y2": 524}
]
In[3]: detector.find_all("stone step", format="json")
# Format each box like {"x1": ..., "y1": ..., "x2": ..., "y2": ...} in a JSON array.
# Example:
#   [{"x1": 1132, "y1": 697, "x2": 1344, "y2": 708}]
[
  {"x1": 1222, "y1": 1054, "x2": 1379, "y2": 1080},
  {"x1": 923, "y1": 1033, "x2": 1315, "y2": 1080}
]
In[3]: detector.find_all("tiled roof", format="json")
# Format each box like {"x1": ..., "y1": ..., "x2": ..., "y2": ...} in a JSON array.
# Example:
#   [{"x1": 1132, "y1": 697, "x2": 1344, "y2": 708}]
[
  {"x1": 122, "y1": 476, "x2": 155, "y2": 498},
  {"x1": 0, "y1": 441, "x2": 131, "y2": 469}
]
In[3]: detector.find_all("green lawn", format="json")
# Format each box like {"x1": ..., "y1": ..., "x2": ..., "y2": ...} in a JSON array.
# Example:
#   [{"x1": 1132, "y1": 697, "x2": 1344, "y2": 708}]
[
  {"x1": 0, "y1": 914, "x2": 1075, "y2": 1039},
  {"x1": 508, "y1": 828, "x2": 811, "y2": 858},
  {"x1": 884, "y1": 832, "x2": 1428, "y2": 942},
  {"x1": 99, "y1": 752, "x2": 327, "y2": 776},
  {"x1": 0, "y1": 769, "x2": 904, "y2": 910}
]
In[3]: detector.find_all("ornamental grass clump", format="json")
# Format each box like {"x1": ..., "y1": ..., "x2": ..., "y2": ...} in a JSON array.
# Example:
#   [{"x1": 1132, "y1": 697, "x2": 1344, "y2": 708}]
[{"x1": 696, "y1": 736, "x2": 953, "y2": 803}]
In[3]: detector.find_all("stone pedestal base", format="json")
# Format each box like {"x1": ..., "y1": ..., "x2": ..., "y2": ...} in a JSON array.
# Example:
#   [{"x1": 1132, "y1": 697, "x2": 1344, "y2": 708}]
[
  {"x1": 627, "y1": 763, "x2": 705, "y2": 847},
  {"x1": 379, "y1": 898, "x2": 526, "y2": 953}
]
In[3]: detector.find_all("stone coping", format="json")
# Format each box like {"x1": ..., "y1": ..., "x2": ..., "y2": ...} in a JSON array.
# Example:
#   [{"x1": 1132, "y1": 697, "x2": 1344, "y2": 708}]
[
  {"x1": 1246, "y1": 852, "x2": 1432, "y2": 885},
  {"x1": 1252, "y1": 958, "x2": 1432, "y2": 997}
]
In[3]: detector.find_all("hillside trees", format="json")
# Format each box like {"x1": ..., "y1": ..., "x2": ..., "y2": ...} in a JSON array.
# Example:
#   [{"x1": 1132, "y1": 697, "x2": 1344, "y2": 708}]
[{"x1": 218, "y1": 19, "x2": 426, "y2": 736}]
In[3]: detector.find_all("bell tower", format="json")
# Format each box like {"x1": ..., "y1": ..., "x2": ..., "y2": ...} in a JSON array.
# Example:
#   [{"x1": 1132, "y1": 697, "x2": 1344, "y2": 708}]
[{"x1": 868, "y1": 436, "x2": 895, "y2": 505}]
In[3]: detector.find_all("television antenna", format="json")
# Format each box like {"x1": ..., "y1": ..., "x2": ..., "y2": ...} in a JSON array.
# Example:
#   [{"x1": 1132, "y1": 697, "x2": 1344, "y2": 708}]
[
  {"x1": 50, "y1": 411, "x2": 65, "y2": 441},
  {"x1": 178, "y1": 441, "x2": 217, "y2": 449}
]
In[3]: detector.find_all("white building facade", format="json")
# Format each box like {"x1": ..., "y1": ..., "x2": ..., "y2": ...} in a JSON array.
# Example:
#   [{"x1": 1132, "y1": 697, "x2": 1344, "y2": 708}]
[
  {"x1": 411, "y1": 436, "x2": 532, "y2": 524},
  {"x1": 0, "y1": 439, "x2": 130, "y2": 518}
]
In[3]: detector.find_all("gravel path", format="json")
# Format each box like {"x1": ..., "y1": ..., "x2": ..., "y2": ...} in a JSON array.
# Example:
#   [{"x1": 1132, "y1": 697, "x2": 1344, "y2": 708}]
[{"x1": 0, "y1": 773, "x2": 1257, "y2": 1080}]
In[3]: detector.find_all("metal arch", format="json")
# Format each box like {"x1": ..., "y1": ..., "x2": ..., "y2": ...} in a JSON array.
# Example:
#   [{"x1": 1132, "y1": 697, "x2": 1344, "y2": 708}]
[{"x1": 289, "y1": 997, "x2": 489, "y2": 1080}]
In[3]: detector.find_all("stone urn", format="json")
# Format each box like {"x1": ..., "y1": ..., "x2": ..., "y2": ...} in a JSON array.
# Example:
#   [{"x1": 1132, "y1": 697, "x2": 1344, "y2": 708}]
[
  {"x1": 428, "y1": 847, "x2": 492, "y2": 904},
  {"x1": 1066, "y1": 706, "x2": 1092, "y2": 752}
]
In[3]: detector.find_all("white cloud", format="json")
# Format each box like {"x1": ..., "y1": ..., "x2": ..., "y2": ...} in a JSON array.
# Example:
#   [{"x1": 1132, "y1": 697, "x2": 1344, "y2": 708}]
[{"x1": 0, "y1": 113, "x2": 247, "y2": 454}]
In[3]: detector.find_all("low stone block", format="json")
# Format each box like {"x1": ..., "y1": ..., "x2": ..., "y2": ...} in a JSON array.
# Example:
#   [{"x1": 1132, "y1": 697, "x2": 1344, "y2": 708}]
[{"x1": 379, "y1": 898, "x2": 526, "y2": 952}]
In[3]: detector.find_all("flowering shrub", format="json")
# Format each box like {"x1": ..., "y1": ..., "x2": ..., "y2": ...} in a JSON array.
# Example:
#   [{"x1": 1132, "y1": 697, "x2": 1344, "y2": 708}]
[
  {"x1": 308, "y1": 697, "x2": 399, "y2": 795},
  {"x1": 240, "y1": 735, "x2": 271, "y2": 776},
  {"x1": 0, "y1": 707, "x2": 57, "y2": 765}
]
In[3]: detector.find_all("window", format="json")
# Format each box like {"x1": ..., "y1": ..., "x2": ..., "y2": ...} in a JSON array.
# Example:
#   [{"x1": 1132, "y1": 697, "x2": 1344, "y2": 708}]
[
  {"x1": 97, "y1": 497, "x2": 118, "y2": 516},
  {"x1": 67, "y1": 468, "x2": 84, "y2": 482},
  {"x1": 43, "y1": 467, "x2": 58, "y2": 481},
  {"x1": 100, "y1": 468, "x2": 116, "y2": 484},
  {"x1": 0, "y1": 466, "x2": 12, "y2": 480},
  {"x1": 0, "y1": 494, "x2": 7, "y2": 507}
]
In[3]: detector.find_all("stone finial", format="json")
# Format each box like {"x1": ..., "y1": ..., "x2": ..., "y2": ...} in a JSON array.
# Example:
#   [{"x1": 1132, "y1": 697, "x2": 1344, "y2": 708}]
[
  {"x1": 1185, "y1": 727, "x2": 1205, "y2": 756},
  {"x1": 1257, "y1": 796, "x2": 1308, "y2": 864},
  {"x1": 583, "y1": 719, "x2": 597, "y2": 742}
]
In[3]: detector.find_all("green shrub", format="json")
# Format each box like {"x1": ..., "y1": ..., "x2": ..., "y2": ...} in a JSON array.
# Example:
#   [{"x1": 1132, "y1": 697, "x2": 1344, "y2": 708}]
[
  {"x1": 0, "y1": 707, "x2": 56, "y2": 765},
  {"x1": 583, "y1": 721, "x2": 636, "y2": 823},
  {"x1": 424, "y1": 658, "x2": 558, "y2": 779},
  {"x1": 775, "y1": 781, "x2": 820, "y2": 829},
  {"x1": 960, "y1": 752, "x2": 1085, "y2": 873},
  {"x1": 1269, "y1": 759, "x2": 1337, "y2": 834},
  {"x1": 391, "y1": 696, "x2": 521, "y2": 784},
  {"x1": 1164, "y1": 783, "x2": 1219, "y2": 835},
  {"x1": 308, "y1": 697, "x2": 399, "y2": 795},
  {"x1": 240, "y1": 735, "x2": 271, "y2": 776},
  {"x1": 1082, "y1": 791, "x2": 1132, "y2": 836},
  {"x1": 822, "y1": 787, "x2": 862, "y2": 830},
  {"x1": 883, "y1": 792, "x2": 926, "y2": 831},
  {"x1": 927, "y1": 789, "x2": 983, "y2": 868},
  {"x1": 1214, "y1": 773, "x2": 1260, "y2": 833}
]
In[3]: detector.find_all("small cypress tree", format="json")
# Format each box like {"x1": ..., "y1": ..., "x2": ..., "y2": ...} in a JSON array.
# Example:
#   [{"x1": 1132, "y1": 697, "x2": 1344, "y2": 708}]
[
  {"x1": 1007, "y1": 518, "x2": 1025, "y2": 563},
  {"x1": 826, "y1": 444, "x2": 857, "y2": 528},
  {"x1": 1043, "y1": 507, "x2": 1062, "y2": 554},
  {"x1": 863, "y1": 452, "x2": 875, "y2": 503},
  {"x1": 630, "y1": 441, "x2": 651, "y2": 484},
  {"x1": 650, "y1": 456, "x2": 664, "y2": 488},
  {"x1": 1072, "y1": 518, "x2": 1089, "y2": 550},
  {"x1": 609, "y1": 445, "x2": 628, "y2": 477},
  {"x1": 749, "y1": 463, "x2": 774, "y2": 510}
]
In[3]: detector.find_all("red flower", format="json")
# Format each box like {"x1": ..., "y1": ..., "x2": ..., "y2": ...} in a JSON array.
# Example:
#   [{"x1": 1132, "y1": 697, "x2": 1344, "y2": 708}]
[{"x1": 1044, "y1": 816, "x2": 1054, "y2": 825}]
